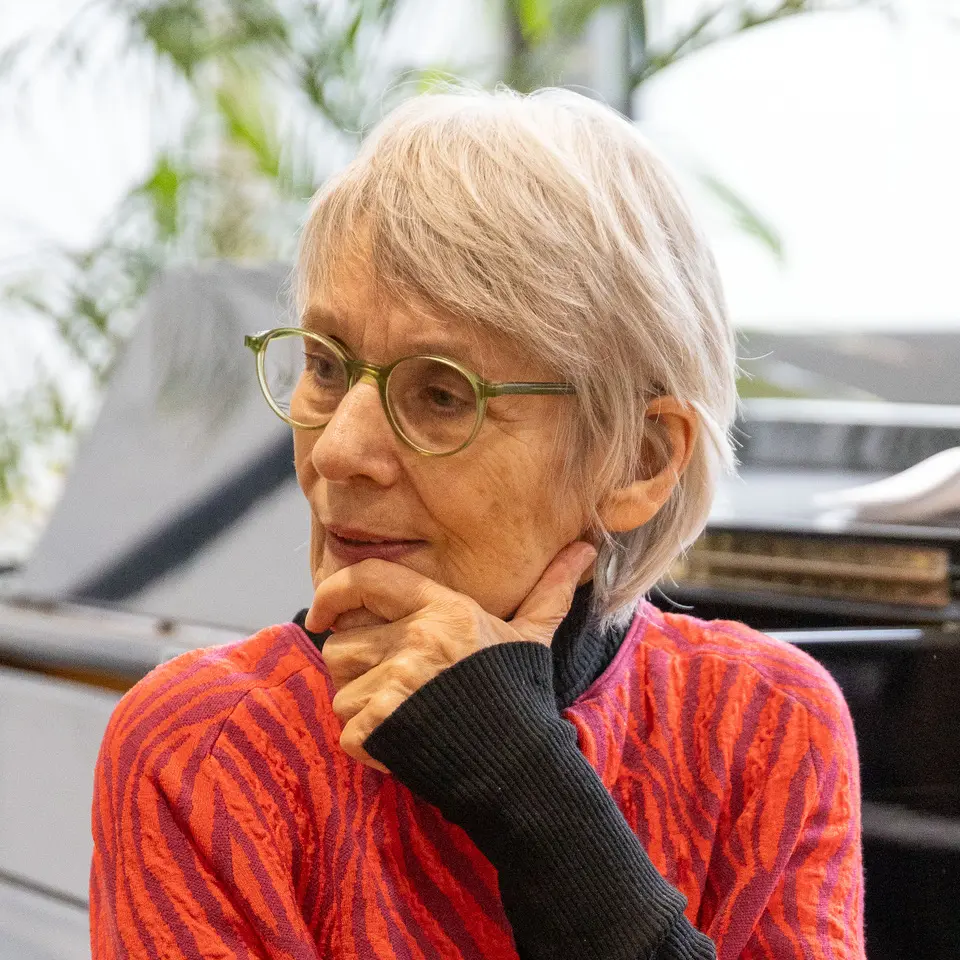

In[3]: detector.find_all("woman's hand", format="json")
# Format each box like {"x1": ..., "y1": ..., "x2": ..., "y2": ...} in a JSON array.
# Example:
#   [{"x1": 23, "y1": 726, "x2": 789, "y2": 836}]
[{"x1": 304, "y1": 541, "x2": 596, "y2": 772}]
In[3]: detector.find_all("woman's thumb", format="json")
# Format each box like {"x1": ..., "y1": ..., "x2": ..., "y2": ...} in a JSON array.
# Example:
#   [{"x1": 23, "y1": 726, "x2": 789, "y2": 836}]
[{"x1": 511, "y1": 541, "x2": 597, "y2": 644}]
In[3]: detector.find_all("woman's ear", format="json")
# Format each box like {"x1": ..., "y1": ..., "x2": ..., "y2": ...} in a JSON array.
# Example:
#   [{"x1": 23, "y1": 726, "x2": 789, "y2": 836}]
[{"x1": 597, "y1": 397, "x2": 698, "y2": 533}]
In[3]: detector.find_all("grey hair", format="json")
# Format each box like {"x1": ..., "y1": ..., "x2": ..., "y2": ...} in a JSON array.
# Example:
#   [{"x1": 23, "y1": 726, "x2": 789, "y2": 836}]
[{"x1": 296, "y1": 84, "x2": 738, "y2": 629}]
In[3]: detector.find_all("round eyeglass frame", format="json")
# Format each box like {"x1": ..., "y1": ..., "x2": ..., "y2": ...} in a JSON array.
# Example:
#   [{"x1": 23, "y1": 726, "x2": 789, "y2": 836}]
[{"x1": 244, "y1": 327, "x2": 577, "y2": 457}]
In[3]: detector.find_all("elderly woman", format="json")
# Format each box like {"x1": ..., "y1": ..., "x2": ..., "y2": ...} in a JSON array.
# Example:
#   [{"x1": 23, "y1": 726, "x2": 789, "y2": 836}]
[{"x1": 90, "y1": 87, "x2": 864, "y2": 960}]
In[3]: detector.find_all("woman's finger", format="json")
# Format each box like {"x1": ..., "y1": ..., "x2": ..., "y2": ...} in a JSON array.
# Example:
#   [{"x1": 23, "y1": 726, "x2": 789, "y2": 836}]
[
  {"x1": 332, "y1": 608, "x2": 389, "y2": 633},
  {"x1": 511, "y1": 541, "x2": 597, "y2": 644},
  {"x1": 330, "y1": 646, "x2": 435, "y2": 719},
  {"x1": 339, "y1": 687, "x2": 407, "y2": 773},
  {"x1": 330, "y1": 657, "x2": 392, "y2": 722},
  {"x1": 322, "y1": 620, "x2": 407, "y2": 690},
  {"x1": 333, "y1": 666, "x2": 407, "y2": 772},
  {"x1": 305, "y1": 559, "x2": 441, "y2": 633}
]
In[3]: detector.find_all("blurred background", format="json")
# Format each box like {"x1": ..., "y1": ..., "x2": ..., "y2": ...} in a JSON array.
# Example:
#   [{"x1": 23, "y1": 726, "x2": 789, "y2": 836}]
[{"x1": 1, "y1": 1, "x2": 959, "y2": 958}]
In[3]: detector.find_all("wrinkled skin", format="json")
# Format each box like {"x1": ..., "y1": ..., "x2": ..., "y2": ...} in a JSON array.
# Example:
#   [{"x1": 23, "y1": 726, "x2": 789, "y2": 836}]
[{"x1": 295, "y1": 258, "x2": 696, "y2": 769}]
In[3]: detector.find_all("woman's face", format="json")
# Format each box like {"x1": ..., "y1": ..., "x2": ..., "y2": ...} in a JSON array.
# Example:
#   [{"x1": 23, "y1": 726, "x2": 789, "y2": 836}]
[{"x1": 294, "y1": 262, "x2": 588, "y2": 620}]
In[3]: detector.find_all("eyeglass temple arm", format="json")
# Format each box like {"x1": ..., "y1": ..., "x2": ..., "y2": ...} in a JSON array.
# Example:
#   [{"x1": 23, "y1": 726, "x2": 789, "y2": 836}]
[{"x1": 487, "y1": 382, "x2": 577, "y2": 397}]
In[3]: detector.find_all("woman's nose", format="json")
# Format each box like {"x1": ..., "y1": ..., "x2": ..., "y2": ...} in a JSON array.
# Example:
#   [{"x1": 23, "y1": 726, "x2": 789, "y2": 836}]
[{"x1": 309, "y1": 377, "x2": 402, "y2": 486}]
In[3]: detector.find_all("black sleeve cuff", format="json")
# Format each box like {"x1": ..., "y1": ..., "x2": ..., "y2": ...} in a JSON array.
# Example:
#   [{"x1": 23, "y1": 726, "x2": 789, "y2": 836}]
[{"x1": 365, "y1": 642, "x2": 715, "y2": 960}]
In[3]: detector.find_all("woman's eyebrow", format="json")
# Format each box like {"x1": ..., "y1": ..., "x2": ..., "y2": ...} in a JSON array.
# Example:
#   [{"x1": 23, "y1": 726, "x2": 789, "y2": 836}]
[
  {"x1": 301, "y1": 306, "x2": 340, "y2": 333},
  {"x1": 300, "y1": 305, "x2": 486, "y2": 368}
]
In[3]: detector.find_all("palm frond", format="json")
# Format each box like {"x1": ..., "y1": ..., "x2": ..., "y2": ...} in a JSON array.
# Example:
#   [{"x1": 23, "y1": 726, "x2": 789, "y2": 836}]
[
  {"x1": 134, "y1": 154, "x2": 193, "y2": 241},
  {"x1": 631, "y1": 0, "x2": 871, "y2": 85},
  {"x1": 699, "y1": 173, "x2": 785, "y2": 262}
]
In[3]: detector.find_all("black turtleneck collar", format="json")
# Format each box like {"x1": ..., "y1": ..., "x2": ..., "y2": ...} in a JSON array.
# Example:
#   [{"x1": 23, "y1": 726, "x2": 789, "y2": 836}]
[{"x1": 292, "y1": 581, "x2": 627, "y2": 711}]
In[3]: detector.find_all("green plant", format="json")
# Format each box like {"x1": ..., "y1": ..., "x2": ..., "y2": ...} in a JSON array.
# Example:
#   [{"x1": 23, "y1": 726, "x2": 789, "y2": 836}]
[{"x1": 0, "y1": 0, "x2": 404, "y2": 527}]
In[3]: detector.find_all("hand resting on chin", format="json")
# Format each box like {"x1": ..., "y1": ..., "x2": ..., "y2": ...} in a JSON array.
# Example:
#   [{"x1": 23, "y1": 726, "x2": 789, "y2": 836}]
[{"x1": 304, "y1": 541, "x2": 597, "y2": 772}]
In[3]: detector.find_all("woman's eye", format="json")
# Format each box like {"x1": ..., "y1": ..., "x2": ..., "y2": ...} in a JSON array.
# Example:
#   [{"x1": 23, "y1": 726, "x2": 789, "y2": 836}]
[
  {"x1": 423, "y1": 385, "x2": 473, "y2": 415},
  {"x1": 305, "y1": 353, "x2": 339, "y2": 383}
]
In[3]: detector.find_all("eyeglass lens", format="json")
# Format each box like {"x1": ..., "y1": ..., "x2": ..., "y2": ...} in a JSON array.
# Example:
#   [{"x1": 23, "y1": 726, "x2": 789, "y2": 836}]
[{"x1": 262, "y1": 332, "x2": 480, "y2": 453}]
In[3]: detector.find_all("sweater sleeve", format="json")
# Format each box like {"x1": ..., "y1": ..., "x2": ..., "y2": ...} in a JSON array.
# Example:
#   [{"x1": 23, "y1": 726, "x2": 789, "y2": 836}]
[
  {"x1": 732, "y1": 759, "x2": 864, "y2": 960},
  {"x1": 364, "y1": 641, "x2": 716, "y2": 960},
  {"x1": 710, "y1": 685, "x2": 865, "y2": 959},
  {"x1": 90, "y1": 674, "x2": 321, "y2": 959}
]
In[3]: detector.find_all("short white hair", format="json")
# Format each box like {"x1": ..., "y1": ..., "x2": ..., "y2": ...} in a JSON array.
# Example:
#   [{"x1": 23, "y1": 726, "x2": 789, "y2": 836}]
[{"x1": 297, "y1": 84, "x2": 738, "y2": 628}]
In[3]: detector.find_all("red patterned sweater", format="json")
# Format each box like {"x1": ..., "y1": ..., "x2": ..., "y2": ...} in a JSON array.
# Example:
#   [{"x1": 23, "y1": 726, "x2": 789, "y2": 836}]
[{"x1": 90, "y1": 600, "x2": 864, "y2": 959}]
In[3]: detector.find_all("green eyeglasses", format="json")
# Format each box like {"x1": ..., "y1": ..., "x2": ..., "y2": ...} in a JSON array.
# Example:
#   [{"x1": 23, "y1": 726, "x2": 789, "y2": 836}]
[{"x1": 244, "y1": 327, "x2": 577, "y2": 457}]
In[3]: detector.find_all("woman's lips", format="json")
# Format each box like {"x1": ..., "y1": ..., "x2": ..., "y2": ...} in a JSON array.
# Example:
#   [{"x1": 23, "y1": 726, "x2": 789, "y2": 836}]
[{"x1": 325, "y1": 527, "x2": 427, "y2": 564}]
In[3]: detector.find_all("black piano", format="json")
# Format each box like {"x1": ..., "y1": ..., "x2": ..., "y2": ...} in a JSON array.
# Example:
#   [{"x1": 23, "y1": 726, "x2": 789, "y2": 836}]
[{"x1": 654, "y1": 398, "x2": 960, "y2": 959}]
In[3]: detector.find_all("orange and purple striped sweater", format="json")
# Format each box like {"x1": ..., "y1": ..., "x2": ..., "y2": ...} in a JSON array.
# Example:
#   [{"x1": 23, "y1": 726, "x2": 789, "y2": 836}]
[{"x1": 90, "y1": 599, "x2": 864, "y2": 959}]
